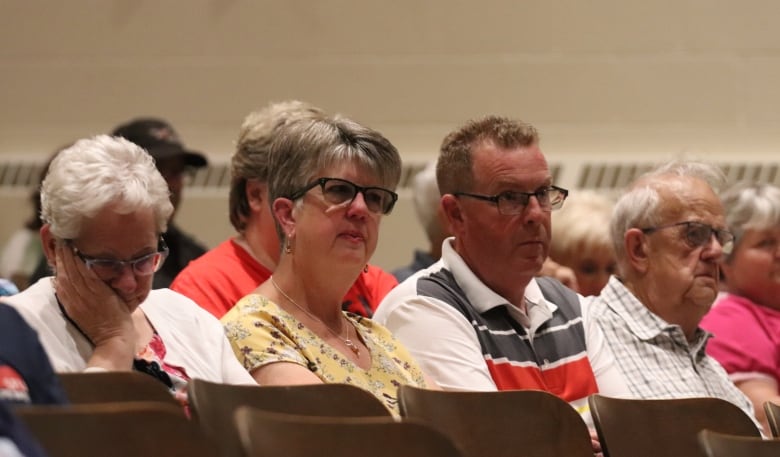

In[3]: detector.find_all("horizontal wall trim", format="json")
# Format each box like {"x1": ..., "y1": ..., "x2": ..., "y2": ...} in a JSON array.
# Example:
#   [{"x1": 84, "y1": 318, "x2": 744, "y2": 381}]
[{"x1": 0, "y1": 159, "x2": 777, "y2": 192}]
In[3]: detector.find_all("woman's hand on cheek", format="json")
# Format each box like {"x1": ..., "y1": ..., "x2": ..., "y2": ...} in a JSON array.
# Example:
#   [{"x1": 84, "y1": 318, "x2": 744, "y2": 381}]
[{"x1": 54, "y1": 242, "x2": 136, "y2": 370}]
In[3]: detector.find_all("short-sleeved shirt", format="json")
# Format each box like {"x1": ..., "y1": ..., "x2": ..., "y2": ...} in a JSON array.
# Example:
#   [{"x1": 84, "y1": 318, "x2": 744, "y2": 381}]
[
  {"x1": 222, "y1": 294, "x2": 428, "y2": 416},
  {"x1": 0, "y1": 303, "x2": 67, "y2": 406},
  {"x1": 374, "y1": 239, "x2": 628, "y2": 404},
  {"x1": 172, "y1": 238, "x2": 398, "y2": 318},
  {"x1": 589, "y1": 276, "x2": 754, "y2": 418},
  {"x1": 701, "y1": 293, "x2": 780, "y2": 386}
]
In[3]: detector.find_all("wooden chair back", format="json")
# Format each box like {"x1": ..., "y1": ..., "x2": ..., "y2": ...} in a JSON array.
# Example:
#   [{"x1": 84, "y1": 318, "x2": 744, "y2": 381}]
[
  {"x1": 15, "y1": 401, "x2": 217, "y2": 457},
  {"x1": 588, "y1": 394, "x2": 761, "y2": 457},
  {"x1": 698, "y1": 429, "x2": 780, "y2": 457},
  {"x1": 763, "y1": 401, "x2": 780, "y2": 437},
  {"x1": 234, "y1": 406, "x2": 463, "y2": 457},
  {"x1": 398, "y1": 385, "x2": 593, "y2": 457},
  {"x1": 57, "y1": 371, "x2": 178, "y2": 406},
  {"x1": 188, "y1": 380, "x2": 391, "y2": 457}
]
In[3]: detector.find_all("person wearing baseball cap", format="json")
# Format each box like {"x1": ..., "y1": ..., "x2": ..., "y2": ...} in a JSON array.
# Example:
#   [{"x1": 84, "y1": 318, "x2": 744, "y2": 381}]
[{"x1": 112, "y1": 118, "x2": 209, "y2": 289}]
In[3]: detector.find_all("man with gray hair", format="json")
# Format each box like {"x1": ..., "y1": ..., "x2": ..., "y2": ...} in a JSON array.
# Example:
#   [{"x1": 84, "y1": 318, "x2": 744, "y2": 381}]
[{"x1": 587, "y1": 161, "x2": 754, "y2": 417}]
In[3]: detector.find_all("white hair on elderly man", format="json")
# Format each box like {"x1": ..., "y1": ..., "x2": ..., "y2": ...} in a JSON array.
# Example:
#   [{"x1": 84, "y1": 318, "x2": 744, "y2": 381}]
[{"x1": 609, "y1": 160, "x2": 726, "y2": 265}]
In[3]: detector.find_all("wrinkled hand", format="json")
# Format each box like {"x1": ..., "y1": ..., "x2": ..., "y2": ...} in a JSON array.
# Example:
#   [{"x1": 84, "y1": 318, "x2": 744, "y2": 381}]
[
  {"x1": 54, "y1": 241, "x2": 136, "y2": 370},
  {"x1": 539, "y1": 258, "x2": 579, "y2": 292}
]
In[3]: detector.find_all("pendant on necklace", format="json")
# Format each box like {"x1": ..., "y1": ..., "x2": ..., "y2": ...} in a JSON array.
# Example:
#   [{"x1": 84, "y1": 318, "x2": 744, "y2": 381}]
[{"x1": 344, "y1": 339, "x2": 360, "y2": 356}]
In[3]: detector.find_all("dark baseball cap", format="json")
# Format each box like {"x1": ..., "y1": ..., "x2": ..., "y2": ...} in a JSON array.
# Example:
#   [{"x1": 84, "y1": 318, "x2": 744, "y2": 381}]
[{"x1": 111, "y1": 118, "x2": 208, "y2": 168}]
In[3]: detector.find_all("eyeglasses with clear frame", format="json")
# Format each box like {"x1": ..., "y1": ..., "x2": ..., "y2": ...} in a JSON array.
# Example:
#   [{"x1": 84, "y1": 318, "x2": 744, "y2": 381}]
[
  {"x1": 65, "y1": 237, "x2": 169, "y2": 280},
  {"x1": 453, "y1": 185, "x2": 569, "y2": 215},
  {"x1": 288, "y1": 177, "x2": 399, "y2": 215},
  {"x1": 640, "y1": 221, "x2": 735, "y2": 255}
]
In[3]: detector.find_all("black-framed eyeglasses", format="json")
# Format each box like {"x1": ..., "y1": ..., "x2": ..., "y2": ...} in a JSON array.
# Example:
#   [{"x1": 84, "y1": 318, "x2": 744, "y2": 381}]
[
  {"x1": 66, "y1": 237, "x2": 169, "y2": 280},
  {"x1": 453, "y1": 185, "x2": 568, "y2": 215},
  {"x1": 640, "y1": 221, "x2": 735, "y2": 255},
  {"x1": 288, "y1": 177, "x2": 398, "y2": 215}
]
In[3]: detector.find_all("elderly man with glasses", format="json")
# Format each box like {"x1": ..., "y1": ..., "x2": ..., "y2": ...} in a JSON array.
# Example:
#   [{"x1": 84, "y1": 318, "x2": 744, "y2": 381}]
[
  {"x1": 586, "y1": 161, "x2": 754, "y2": 419},
  {"x1": 374, "y1": 116, "x2": 629, "y2": 445}
]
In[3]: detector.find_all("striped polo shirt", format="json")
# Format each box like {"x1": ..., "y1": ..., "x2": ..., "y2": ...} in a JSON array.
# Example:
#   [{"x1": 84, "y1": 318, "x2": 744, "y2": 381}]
[{"x1": 416, "y1": 269, "x2": 598, "y2": 403}]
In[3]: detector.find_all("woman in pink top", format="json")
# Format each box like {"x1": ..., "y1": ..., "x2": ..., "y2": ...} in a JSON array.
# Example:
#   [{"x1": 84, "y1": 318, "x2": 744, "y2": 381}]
[{"x1": 700, "y1": 182, "x2": 780, "y2": 432}]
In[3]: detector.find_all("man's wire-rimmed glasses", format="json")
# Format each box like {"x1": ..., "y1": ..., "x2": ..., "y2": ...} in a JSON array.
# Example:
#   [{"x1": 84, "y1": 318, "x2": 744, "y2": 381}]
[
  {"x1": 453, "y1": 185, "x2": 569, "y2": 214},
  {"x1": 640, "y1": 221, "x2": 735, "y2": 255}
]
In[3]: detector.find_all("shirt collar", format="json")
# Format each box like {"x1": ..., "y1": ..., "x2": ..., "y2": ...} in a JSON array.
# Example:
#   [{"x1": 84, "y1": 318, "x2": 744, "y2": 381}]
[
  {"x1": 440, "y1": 237, "x2": 558, "y2": 316},
  {"x1": 603, "y1": 275, "x2": 712, "y2": 350}
]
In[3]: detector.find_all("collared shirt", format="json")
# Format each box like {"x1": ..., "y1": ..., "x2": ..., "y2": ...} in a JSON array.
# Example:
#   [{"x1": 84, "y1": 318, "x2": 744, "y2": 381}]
[
  {"x1": 701, "y1": 293, "x2": 780, "y2": 385},
  {"x1": 374, "y1": 238, "x2": 629, "y2": 403},
  {"x1": 588, "y1": 276, "x2": 754, "y2": 418}
]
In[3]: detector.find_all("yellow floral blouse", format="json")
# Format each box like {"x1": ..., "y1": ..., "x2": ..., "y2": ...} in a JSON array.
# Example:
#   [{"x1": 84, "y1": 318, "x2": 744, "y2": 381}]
[{"x1": 222, "y1": 293, "x2": 429, "y2": 416}]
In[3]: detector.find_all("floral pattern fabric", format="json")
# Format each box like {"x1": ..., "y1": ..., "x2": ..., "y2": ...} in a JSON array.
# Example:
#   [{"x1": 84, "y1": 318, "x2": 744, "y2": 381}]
[
  {"x1": 222, "y1": 294, "x2": 428, "y2": 415},
  {"x1": 135, "y1": 333, "x2": 190, "y2": 408}
]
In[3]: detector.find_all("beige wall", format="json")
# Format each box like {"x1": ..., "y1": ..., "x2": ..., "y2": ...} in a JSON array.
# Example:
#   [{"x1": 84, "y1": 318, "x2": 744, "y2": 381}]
[{"x1": 2, "y1": 0, "x2": 780, "y2": 270}]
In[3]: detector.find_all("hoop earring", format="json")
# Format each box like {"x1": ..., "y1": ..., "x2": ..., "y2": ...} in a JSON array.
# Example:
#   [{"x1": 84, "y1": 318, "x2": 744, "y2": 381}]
[{"x1": 363, "y1": 264, "x2": 369, "y2": 273}]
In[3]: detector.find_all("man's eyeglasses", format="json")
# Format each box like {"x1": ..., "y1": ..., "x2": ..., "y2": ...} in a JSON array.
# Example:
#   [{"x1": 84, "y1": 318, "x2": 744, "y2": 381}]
[
  {"x1": 288, "y1": 177, "x2": 398, "y2": 215},
  {"x1": 453, "y1": 186, "x2": 569, "y2": 215},
  {"x1": 640, "y1": 221, "x2": 735, "y2": 255},
  {"x1": 66, "y1": 238, "x2": 169, "y2": 280}
]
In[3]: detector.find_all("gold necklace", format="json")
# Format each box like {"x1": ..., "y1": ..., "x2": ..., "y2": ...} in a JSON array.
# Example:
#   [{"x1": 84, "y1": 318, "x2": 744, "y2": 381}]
[{"x1": 270, "y1": 276, "x2": 361, "y2": 356}]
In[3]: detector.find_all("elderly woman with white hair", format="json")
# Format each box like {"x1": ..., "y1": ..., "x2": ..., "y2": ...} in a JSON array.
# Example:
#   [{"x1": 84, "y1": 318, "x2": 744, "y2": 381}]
[
  {"x1": 700, "y1": 182, "x2": 780, "y2": 432},
  {"x1": 2, "y1": 135, "x2": 253, "y2": 403}
]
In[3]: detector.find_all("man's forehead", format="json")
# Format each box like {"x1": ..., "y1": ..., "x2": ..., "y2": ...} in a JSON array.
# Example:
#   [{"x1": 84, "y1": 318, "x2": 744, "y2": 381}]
[{"x1": 655, "y1": 185, "x2": 725, "y2": 223}]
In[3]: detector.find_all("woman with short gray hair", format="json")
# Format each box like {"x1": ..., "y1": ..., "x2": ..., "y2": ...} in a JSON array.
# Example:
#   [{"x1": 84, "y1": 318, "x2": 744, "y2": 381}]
[
  {"x1": 2, "y1": 135, "x2": 254, "y2": 406},
  {"x1": 701, "y1": 181, "x2": 780, "y2": 432},
  {"x1": 222, "y1": 115, "x2": 436, "y2": 416}
]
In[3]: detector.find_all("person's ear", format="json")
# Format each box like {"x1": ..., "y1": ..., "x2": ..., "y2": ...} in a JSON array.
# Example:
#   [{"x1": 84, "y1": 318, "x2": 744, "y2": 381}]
[
  {"x1": 625, "y1": 228, "x2": 650, "y2": 274},
  {"x1": 272, "y1": 197, "x2": 296, "y2": 238},
  {"x1": 441, "y1": 194, "x2": 465, "y2": 236},
  {"x1": 39, "y1": 224, "x2": 57, "y2": 268},
  {"x1": 246, "y1": 180, "x2": 267, "y2": 213},
  {"x1": 436, "y1": 200, "x2": 453, "y2": 238}
]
